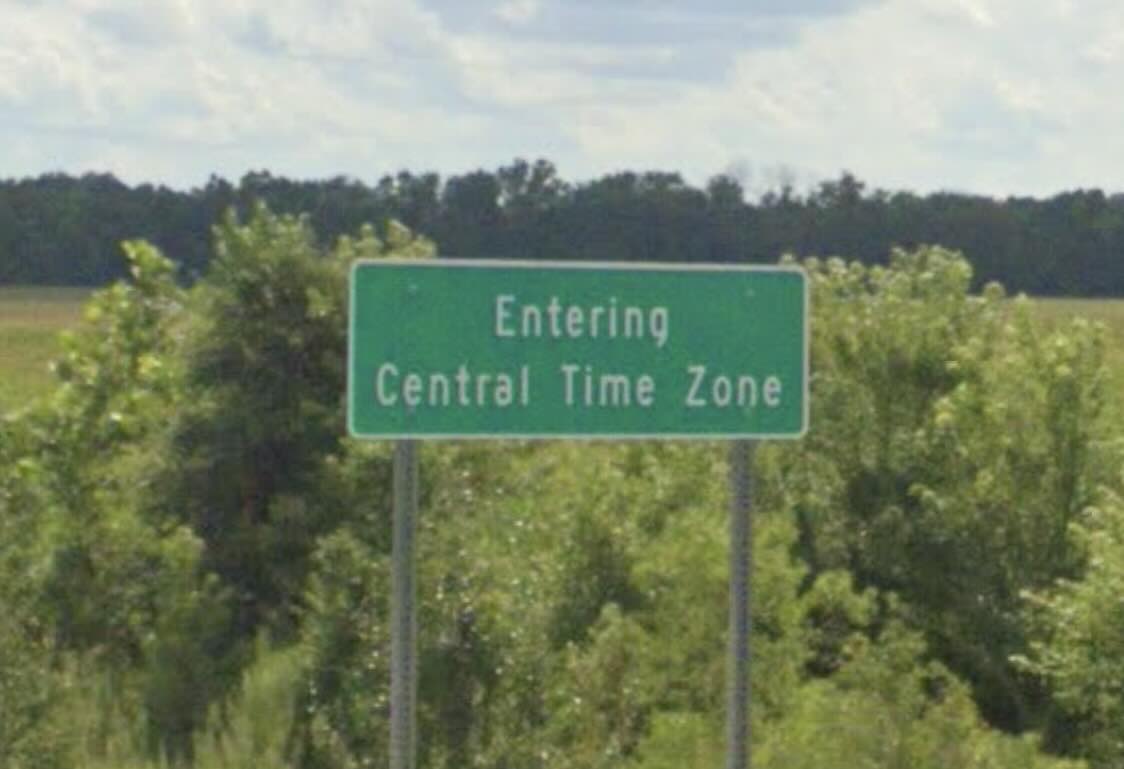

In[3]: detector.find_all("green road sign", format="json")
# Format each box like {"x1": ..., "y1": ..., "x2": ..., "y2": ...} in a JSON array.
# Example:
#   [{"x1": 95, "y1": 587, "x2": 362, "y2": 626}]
[{"x1": 348, "y1": 260, "x2": 808, "y2": 439}]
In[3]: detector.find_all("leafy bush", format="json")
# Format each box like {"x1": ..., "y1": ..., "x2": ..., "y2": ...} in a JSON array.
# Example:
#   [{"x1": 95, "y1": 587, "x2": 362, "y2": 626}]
[
  {"x1": 4, "y1": 215, "x2": 1108, "y2": 769},
  {"x1": 1017, "y1": 488, "x2": 1124, "y2": 764},
  {"x1": 771, "y1": 246, "x2": 1112, "y2": 731}
]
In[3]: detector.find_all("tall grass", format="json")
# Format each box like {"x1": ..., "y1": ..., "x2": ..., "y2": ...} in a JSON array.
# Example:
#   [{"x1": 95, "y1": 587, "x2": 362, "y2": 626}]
[
  {"x1": 189, "y1": 644, "x2": 300, "y2": 769},
  {"x1": 71, "y1": 642, "x2": 301, "y2": 769}
]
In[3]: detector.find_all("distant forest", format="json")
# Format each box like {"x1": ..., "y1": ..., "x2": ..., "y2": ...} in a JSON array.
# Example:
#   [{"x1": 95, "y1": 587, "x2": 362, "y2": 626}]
[{"x1": 3, "y1": 159, "x2": 1124, "y2": 295}]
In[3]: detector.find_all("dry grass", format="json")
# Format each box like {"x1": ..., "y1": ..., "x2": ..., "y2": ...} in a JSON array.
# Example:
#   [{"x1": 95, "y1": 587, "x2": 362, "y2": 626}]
[
  {"x1": 4, "y1": 289, "x2": 1124, "y2": 416},
  {"x1": 0, "y1": 287, "x2": 91, "y2": 412},
  {"x1": 1032, "y1": 298, "x2": 1124, "y2": 330},
  {"x1": 1033, "y1": 298, "x2": 1124, "y2": 376}
]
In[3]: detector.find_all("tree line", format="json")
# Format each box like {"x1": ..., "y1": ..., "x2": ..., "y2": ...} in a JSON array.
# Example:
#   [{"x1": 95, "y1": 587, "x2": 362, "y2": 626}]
[{"x1": 3, "y1": 160, "x2": 1124, "y2": 294}]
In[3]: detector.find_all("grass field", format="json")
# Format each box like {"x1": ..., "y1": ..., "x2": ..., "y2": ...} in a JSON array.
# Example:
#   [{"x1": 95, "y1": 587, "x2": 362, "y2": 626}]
[
  {"x1": 2, "y1": 289, "x2": 1124, "y2": 415},
  {"x1": 0, "y1": 287, "x2": 91, "y2": 413},
  {"x1": 1035, "y1": 298, "x2": 1124, "y2": 340},
  {"x1": 1034, "y1": 298, "x2": 1124, "y2": 380}
]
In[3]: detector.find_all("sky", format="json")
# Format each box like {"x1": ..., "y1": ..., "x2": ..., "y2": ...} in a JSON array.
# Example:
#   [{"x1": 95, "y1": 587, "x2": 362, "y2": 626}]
[{"x1": 2, "y1": 0, "x2": 1123, "y2": 197}]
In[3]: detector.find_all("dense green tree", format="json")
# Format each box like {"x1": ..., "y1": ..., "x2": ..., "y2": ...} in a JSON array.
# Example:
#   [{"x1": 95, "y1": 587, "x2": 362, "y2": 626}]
[
  {"x1": 768, "y1": 247, "x2": 1113, "y2": 735},
  {"x1": 0, "y1": 241, "x2": 248, "y2": 763},
  {"x1": 4, "y1": 164, "x2": 1124, "y2": 295},
  {"x1": 0, "y1": 413, "x2": 72, "y2": 769},
  {"x1": 1017, "y1": 488, "x2": 1124, "y2": 764},
  {"x1": 146, "y1": 206, "x2": 434, "y2": 640}
]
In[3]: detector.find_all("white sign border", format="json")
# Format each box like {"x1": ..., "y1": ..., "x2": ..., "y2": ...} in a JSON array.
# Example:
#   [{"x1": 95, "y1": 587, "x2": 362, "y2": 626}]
[{"x1": 347, "y1": 258, "x2": 810, "y2": 441}]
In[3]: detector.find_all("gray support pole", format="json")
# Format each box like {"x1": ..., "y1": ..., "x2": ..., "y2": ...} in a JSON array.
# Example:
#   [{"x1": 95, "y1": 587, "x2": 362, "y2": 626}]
[
  {"x1": 727, "y1": 439, "x2": 755, "y2": 769},
  {"x1": 391, "y1": 439, "x2": 419, "y2": 769}
]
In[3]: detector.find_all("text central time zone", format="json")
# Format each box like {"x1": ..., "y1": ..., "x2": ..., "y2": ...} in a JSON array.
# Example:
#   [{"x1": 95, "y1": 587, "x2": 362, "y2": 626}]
[{"x1": 373, "y1": 361, "x2": 783, "y2": 410}]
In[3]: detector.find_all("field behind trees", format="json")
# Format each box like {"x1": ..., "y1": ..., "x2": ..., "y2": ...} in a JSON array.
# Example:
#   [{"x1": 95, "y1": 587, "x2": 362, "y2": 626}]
[
  {"x1": 4, "y1": 210, "x2": 1124, "y2": 769},
  {"x1": 6, "y1": 290, "x2": 1121, "y2": 414},
  {"x1": 0, "y1": 287, "x2": 89, "y2": 412}
]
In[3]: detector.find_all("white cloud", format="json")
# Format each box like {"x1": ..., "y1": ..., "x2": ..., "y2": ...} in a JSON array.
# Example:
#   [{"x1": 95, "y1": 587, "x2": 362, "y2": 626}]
[
  {"x1": 2, "y1": 0, "x2": 1124, "y2": 195},
  {"x1": 1084, "y1": 25, "x2": 1124, "y2": 64},
  {"x1": 919, "y1": 0, "x2": 995, "y2": 28},
  {"x1": 508, "y1": 0, "x2": 1124, "y2": 195},
  {"x1": 0, "y1": 0, "x2": 493, "y2": 184},
  {"x1": 448, "y1": 36, "x2": 680, "y2": 109},
  {"x1": 494, "y1": 0, "x2": 541, "y2": 26}
]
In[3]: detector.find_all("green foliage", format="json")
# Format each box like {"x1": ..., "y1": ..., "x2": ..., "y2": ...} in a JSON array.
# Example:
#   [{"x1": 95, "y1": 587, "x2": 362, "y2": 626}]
[
  {"x1": 49, "y1": 240, "x2": 185, "y2": 443},
  {"x1": 774, "y1": 246, "x2": 1113, "y2": 731},
  {"x1": 29, "y1": 243, "x2": 249, "y2": 763},
  {"x1": 0, "y1": 243, "x2": 227, "y2": 765},
  {"x1": 294, "y1": 529, "x2": 392, "y2": 768},
  {"x1": 628, "y1": 625, "x2": 1084, "y2": 769},
  {"x1": 625, "y1": 712, "x2": 723, "y2": 769},
  {"x1": 6, "y1": 211, "x2": 1116, "y2": 769},
  {"x1": 292, "y1": 439, "x2": 1062, "y2": 769},
  {"x1": 542, "y1": 605, "x2": 657, "y2": 767},
  {"x1": 140, "y1": 530, "x2": 243, "y2": 763},
  {"x1": 1017, "y1": 490, "x2": 1124, "y2": 764},
  {"x1": 154, "y1": 205, "x2": 434, "y2": 639},
  {"x1": 0, "y1": 384, "x2": 68, "y2": 768},
  {"x1": 190, "y1": 642, "x2": 302, "y2": 769},
  {"x1": 0, "y1": 605, "x2": 70, "y2": 769},
  {"x1": 68, "y1": 641, "x2": 301, "y2": 769},
  {"x1": 753, "y1": 622, "x2": 1082, "y2": 769}
]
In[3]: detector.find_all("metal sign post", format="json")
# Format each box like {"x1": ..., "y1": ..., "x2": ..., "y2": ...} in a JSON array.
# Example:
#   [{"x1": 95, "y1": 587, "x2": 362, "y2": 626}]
[
  {"x1": 727, "y1": 439, "x2": 755, "y2": 769},
  {"x1": 390, "y1": 439, "x2": 418, "y2": 769}
]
